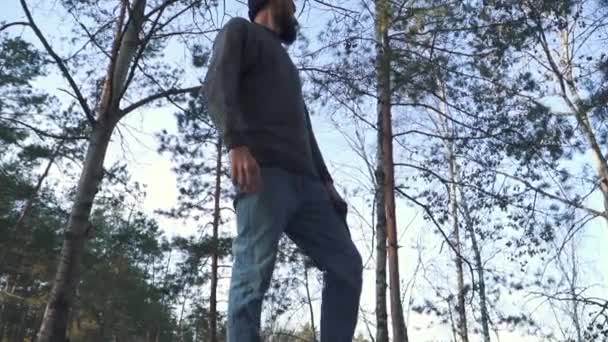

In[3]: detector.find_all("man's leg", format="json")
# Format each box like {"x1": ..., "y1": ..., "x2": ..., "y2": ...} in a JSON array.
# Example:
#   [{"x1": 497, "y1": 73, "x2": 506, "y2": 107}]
[
  {"x1": 227, "y1": 168, "x2": 297, "y2": 342},
  {"x1": 285, "y1": 176, "x2": 363, "y2": 342}
]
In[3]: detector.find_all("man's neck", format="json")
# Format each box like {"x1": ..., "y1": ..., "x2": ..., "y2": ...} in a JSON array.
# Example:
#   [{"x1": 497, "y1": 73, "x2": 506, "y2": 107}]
[{"x1": 254, "y1": 11, "x2": 279, "y2": 34}]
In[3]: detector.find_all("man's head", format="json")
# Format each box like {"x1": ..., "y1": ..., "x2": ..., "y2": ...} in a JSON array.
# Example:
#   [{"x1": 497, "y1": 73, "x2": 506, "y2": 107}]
[{"x1": 249, "y1": 0, "x2": 298, "y2": 45}]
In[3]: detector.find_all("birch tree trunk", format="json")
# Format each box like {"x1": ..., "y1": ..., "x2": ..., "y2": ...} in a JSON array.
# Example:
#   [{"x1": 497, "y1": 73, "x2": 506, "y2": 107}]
[
  {"x1": 569, "y1": 246, "x2": 583, "y2": 342},
  {"x1": 36, "y1": 1, "x2": 147, "y2": 340},
  {"x1": 447, "y1": 149, "x2": 469, "y2": 342},
  {"x1": 36, "y1": 120, "x2": 116, "y2": 341},
  {"x1": 538, "y1": 19, "x2": 608, "y2": 219},
  {"x1": 460, "y1": 198, "x2": 491, "y2": 342},
  {"x1": 438, "y1": 78, "x2": 470, "y2": 342},
  {"x1": 560, "y1": 28, "x2": 608, "y2": 218}
]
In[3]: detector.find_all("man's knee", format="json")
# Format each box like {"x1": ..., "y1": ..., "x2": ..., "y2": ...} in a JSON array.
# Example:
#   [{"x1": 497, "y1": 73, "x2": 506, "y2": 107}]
[
  {"x1": 332, "y1": 247, "x2": 363, "y2": 292},
  {"x1": 232, "y1": 253, "x2": 276, "y2": 293}
]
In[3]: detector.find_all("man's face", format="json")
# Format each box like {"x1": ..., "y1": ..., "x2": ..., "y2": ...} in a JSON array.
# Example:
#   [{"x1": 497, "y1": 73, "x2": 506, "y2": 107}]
[{"x1": 271, "y1": 0, "x2": 298, "y2": 45}]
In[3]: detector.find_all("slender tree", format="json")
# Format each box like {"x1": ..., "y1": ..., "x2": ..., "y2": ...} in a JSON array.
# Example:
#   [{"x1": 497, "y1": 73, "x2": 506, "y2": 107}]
[
  {"x1": 15, "y1": 1, "x2": 209, "y2": 339},
  {"x1": 375, "y1": 0, "x2": 408, "y2": 340}
]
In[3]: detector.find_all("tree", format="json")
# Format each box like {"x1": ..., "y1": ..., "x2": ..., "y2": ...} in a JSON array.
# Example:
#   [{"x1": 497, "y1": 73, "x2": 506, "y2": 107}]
[
  {"x1": 13, "y1": 1, "x2": 209, "y2": 339},
  {"x1": 0, "y1": 164, "x2": 180, "y2": 341},
  {"x1": 301, "y1": 1, "x2": 414, "y2": 339},
  {"x1": 375, "y1": 0, "x2": 409, "y2": 340},
  {"x1": 72, "y1": 202, "x2": 176, "y2": 341},
  {"x1": 469, "y1": 0, "x2": 608, "y2": 224},
  {"x1": 0, "y1": 29, "x2": 66, "y2": 342},
  {"x1": 157, "y1": 95, "x2": 233, "y2": 341}
]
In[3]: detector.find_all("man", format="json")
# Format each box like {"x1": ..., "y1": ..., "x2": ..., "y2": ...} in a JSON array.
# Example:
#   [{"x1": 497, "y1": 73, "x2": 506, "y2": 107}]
[{"x1": 202, "y1": 0, "x2": 363, "y2": 341}]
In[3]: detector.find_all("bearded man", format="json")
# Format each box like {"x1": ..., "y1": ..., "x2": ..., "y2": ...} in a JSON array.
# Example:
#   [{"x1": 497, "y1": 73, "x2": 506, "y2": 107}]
[{"x1": 202, "y1": 1, "x2": 363, "y2": 341}]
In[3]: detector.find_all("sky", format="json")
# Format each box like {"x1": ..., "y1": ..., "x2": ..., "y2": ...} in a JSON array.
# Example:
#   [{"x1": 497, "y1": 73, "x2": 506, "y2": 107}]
[{"x1": 3, "y1": 1, "x2": 608, "y2": 341}]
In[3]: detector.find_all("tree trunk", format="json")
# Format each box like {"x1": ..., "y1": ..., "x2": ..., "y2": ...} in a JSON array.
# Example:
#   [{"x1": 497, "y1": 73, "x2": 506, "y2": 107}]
[
  {"x1": 375, "y1": 104, "x2": 389, "y2": 342},
  {"x1": 576, "y1": 112, "x2": 608, "y2": 217},
  {"x1": 304, "y1": 266, "x2": 317, "y2": 342},
  {"x1": 13, "y1": 143, "x2": 60, "y2": 231},
  {"x1": 569, "y1": 246, "x2": 583, "y2": 342},
  {"x1": 447, "y1": 299, "x2": 459, "y2": 342},
  {"x1": 436, "y1": 73, "x2": 470, "y2": 342},
  {"x1": 36, "y1": 121, "x2": 115, "y2": 342},
  {"x1": 178, "y1": 295, "x2": 187, "y2": 342},
  {"x1": 375, "y1": 0, "x2": 408, "y2": 341},
  {"x1": 375, "y1": 160, "x2": 389, "y2": 342},
  {"x1": 440, "y1": 80, "x2": 469, "y2": 341},
  {"x1": 460, "y1": 197, "x2": 491, "y2": 342},
  {"x1": 209, "y1": 138, "x2": 222, "y2": 342},
  {"x1": 36, "y1": 1, "x2": 146, "y2": 340},
  {"x1": 556, "y1": 25, "x2": 608, "y2": 218},
  {"x1": 447, "y1": 150, "x2": 469, "y2": 342}
]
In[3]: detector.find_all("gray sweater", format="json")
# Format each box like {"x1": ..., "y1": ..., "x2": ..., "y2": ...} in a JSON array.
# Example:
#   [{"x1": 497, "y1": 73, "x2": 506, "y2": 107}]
[{"x1": 202, "y1": 17, "x2": 332, "y2": 182}]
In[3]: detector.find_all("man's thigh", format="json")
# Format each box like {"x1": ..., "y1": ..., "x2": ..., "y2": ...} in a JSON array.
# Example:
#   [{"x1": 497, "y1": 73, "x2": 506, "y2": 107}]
[
  {"x1": 284, "y1": 180, "x2": 361, "y2": 285},
  {"x1": 231, "y1": 168, "x2": 298, "y2": 286}
]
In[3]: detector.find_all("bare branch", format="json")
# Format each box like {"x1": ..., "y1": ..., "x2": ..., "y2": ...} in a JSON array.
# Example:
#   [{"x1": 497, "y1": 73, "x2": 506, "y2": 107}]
[
  {"x1": 0, "y1": 116, "x2": 88, "y2": 141},
  {"x1": 18, "y1": 0, "x2": 95, "y2": 126},
  {"x1": 0, "y1": 21, "x2": 29, "y2": 32},
  {"x1": 394, "y1": 186, "x2": 477, "y2": 292},
  {"x1": 311, "y1": 0, "x2": 359, "y2": 15},
  {"x1": 119, "y1": 86, "x2": 200, "y2": 117},
  {"x1": 496, "y1": 169, "x2": 606, "y2": 218}
]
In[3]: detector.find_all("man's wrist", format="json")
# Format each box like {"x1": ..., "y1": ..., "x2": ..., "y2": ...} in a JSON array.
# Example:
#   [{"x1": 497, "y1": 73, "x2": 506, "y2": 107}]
[
  {"x1": 225, "y1": 131, "x2": 248, "y2": 150},
  {"x1": 229, "y1": 145, "x2": 248, "y2": 152}
]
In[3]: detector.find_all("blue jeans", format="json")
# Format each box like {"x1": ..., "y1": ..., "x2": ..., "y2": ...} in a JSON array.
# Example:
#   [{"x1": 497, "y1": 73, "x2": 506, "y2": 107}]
[{"x1": 227, "y1": 167, "x2": 363, "y2": 342}]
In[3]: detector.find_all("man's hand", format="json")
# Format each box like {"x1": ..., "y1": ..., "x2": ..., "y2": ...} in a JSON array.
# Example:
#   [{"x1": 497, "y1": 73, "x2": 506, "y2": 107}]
[{"x1": 229, "y1": 146, "x2": 262, "y2": 193}]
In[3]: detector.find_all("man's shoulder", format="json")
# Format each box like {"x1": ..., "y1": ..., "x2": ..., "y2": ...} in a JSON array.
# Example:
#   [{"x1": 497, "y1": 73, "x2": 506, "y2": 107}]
[{"x1": 222, "y1": 17, "x2": 252, "y2": 34}]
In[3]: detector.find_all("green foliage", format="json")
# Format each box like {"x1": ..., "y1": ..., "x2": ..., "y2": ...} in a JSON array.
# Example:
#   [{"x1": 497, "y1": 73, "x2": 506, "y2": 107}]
[
  {"x1": 0, "y1": 36, "x2": 45, "y2": 88},
  {"x1": 0, "y1": 160, "x2": 182, "y2": 341}
]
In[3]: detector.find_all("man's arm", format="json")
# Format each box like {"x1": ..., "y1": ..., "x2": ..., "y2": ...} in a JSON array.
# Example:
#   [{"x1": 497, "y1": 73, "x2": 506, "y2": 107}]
[
  {"x1": 202, "y1": 18, "x2": 261, "y2": 192},
  {"x1": 202, "y1": 18, "x2": 250, "y2": 149}
]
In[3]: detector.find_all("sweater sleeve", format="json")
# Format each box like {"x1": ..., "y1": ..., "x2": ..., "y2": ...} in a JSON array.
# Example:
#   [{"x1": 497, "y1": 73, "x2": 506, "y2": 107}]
[
  {"x1": 202, "y1": 18, "x2": 251, "y2": 149},
  {"x1": 304, "y1": 106, "x2": 333, "y2": 183}
]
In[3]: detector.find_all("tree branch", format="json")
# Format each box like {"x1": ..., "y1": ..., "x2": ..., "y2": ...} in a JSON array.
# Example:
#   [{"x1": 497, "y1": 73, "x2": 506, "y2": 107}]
[
  {"x1": 18, "y1": 0, "x2": 95, "y2": 126},
  {"x1": 311, "y1": 0, "x2": 359, "y2": 14},
  {"x1": 491, "y1": 168, "x2": 606, "y2": 219},
  {"x1": 0, "y1": 116, "x2": 88, "y2": 141},
  {"x1": 0, "y1": 21, "x2": 29, "y2": 32},
  {"x1": 119, "y1": 86, "x2": 200, "y2": 117},
  {"x1": 394, "y1": 186, "x2": 477, "y2": 284}
]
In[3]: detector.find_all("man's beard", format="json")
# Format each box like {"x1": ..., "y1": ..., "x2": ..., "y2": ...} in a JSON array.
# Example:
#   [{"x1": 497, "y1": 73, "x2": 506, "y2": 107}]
[{"x1": 273, "y1": 7, "x2": 298, "y2": 44}]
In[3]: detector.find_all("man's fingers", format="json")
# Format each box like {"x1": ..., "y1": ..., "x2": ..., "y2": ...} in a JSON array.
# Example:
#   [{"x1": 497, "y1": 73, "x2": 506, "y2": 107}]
[
  {"x1": 243, "y1": 163, "x2": 252, "y2": 192},
  {"x1": 230, "y1": 149, "x2": 262, "y2": 193},
  {"x1": 237, "y1": 163, "x2": 247, "y2": 191},
  {"x1": 231, "y1": 159, "x2": 238, "y2": 185},
  {"x1": 242, "y1": 159, "x2": 261, "y2": 193}
]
